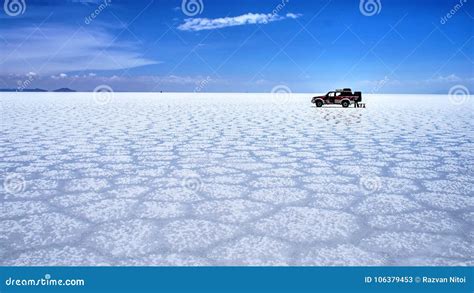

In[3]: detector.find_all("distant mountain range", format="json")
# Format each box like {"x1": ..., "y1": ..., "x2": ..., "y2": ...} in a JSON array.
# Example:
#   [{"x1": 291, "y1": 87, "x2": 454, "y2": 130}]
[
  {"x1": 0, "y1": 88, "x2": 76, "y2": 92},
  {"x1": 53, "y1": 88, "x2": 76, "y2": 92}
]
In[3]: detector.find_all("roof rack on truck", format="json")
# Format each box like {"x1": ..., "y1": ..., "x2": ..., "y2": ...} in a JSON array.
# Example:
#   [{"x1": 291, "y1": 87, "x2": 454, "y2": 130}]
[{"x1": 335, "y1": 88, "x2": 352, "y2": 93}]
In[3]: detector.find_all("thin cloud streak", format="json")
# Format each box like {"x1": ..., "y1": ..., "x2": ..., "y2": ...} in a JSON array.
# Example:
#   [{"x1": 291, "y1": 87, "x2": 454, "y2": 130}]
[
  {"x1": 177, "y1": 12, "x2": 302, "y2": 31},
  {"x1": 0, "y1": 25, "x2": 158, "y2": 75}
]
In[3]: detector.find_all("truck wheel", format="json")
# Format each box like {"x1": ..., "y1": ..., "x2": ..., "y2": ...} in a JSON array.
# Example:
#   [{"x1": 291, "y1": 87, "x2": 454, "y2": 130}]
[
  {"x1": 341, "y1": 100, "x2": 350, "y2": 108},
  {"x1": 315, "y1": 100, "x2": 323, "y2": 107}
]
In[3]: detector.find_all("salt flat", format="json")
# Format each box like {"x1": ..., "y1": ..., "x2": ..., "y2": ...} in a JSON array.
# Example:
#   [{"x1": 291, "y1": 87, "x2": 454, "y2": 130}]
[{"x1": 0, "y1": 92, "x2": 473, "y2": 266}]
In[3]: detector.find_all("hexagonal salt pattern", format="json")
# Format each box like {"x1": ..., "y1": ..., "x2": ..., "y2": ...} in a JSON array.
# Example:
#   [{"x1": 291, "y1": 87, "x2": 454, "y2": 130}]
[{"x1": 0, "y1": 93, "x2": 473, "y2": 266}]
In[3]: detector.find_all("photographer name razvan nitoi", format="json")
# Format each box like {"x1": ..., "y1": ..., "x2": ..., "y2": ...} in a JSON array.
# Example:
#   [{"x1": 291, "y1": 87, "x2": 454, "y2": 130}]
[{"x1": 422, "y1": 276, "x2": 466, "y2": 283}]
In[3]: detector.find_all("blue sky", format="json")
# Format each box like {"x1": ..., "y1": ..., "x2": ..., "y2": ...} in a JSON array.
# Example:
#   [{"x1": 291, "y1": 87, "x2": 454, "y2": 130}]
[{"x1": 0, "y1": 0, "x2": 472, "y2": 93}]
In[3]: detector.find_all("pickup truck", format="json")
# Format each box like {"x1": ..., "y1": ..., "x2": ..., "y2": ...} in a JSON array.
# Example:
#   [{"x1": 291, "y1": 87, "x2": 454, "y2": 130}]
[{"x1": 311, "y1": 88, "x2": 362, "y2": 108}]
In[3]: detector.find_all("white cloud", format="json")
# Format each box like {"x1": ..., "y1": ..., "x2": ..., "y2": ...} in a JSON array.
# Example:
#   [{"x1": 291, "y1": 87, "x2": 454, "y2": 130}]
[
  {"x1": 429, "y1": 74, "x2": 462, "y2": 83},
  {"x1": 155, "y1": 75, "x2": 209, "y2": 84},
  {"x1": 177, "y1": 12, "x2": 301, "y2": 31},
  {"x1": 285, "y1": 13, "x2": 302, "y2": 19},
  {"x1": 0, "y1": 26, "x2": 158, "y2": 75},
  {"x1": 51, "y1": 73, "x2": 69, "y2": 79}
]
